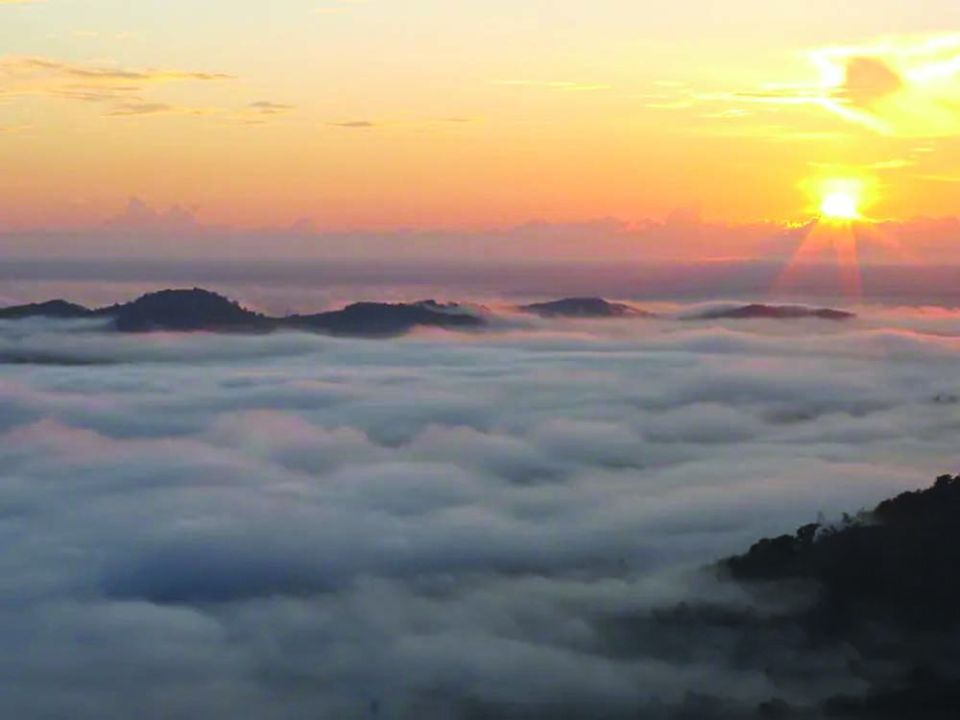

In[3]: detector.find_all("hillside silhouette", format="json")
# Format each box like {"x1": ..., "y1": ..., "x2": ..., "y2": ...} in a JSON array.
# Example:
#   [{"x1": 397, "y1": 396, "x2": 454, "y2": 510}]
[
  {"x1": 694, "y1": 304, "x2": 855, "y2": 321},
  {"x1": 715, "y1": 474, "x2": 960, "y2": 718},
  {"x1": 519, "y1": 297, "x2": 651, "y2": 318},
  {"x1": 0, "y1": 299, "x2": 93, "y2": 320},
  {"x1": 96, "y1": 289, "x2": 271, "y2": 333},
  {"x1": 0, "y1": 292, "x2": 865, "y2": 336},
  {"x1": 288, "y1": 299, "x2": 483, "y2": 337},
  {"x1": 725, "y1": 474, "x2": 960, "y2": 633},
  {"x1": 469, "y1": 475, "x2": 960, "y2": 719},
  {"x1": 0, "y1": 288, "x2": 486, "y2": 337}
]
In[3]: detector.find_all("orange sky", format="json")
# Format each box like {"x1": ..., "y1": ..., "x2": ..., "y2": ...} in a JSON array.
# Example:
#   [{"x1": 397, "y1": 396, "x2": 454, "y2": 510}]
[{"x1": 3, "y1": 1, "x2": 960, "y2": 243}]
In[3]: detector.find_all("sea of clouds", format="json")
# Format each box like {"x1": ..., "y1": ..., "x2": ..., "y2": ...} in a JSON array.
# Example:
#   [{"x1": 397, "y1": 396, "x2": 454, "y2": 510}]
[{"x1": 2, "y1": 306, "x2": 960, "y2": 718}]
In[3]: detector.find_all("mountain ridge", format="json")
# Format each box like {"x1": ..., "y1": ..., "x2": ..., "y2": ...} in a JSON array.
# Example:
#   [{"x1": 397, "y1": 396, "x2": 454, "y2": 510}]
[
  {"x1": 518, "y1": 297, "x2": 652, "y2": 318},
  {"x1": 0, "y1": 289, "x2": 859, "y2": 336},
  {"x1": 0, "y1": 288, "x2": 487, "y2": 337},
  {"x1": 693, "y1": 303, "x2": 856, "y2": 321}
]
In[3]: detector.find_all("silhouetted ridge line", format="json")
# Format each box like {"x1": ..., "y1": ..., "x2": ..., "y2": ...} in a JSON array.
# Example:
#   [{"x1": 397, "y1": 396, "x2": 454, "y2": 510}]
[
  {"x1": 694, "y1": 303, "x2": 855, "y2": 321},
  {"x1": 715, "y1": 474, "x2": 960, "y2": 718},
  {"x1": 724, "y1": 473, "x2": 960, "y2": 632},
  {"x1": 0, "y1": 299, "x2": 93, "y2": 319},
  {"x1": 288, "y1": 300, "x2": 483, "y2": 337},
  {"x1": 98, "y1": 288, "x2": 271, "y2": 333},
  {"x1": 519, "y1": 297, "x2": 652, "y2": 318},
  {"x1": 0, "y1": 287, "x2": 487, "y2": 336}
]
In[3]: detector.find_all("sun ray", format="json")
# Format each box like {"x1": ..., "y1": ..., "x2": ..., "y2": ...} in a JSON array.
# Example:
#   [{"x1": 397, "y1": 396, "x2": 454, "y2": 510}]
[
  {"x1": 773, "y1": 221, "x2": 862, "y2": 300},
  {"x1": 835, "y1": 223, "x2": 863, "y2": 298},
  {"x1": 773, "y1": 174, "x2": 880, "y2": 300}
]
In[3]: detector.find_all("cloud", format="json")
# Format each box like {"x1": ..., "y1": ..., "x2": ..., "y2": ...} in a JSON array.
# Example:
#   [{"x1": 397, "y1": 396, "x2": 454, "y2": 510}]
[
  {"x1": 3, "y1": 56, "x2": 234, "y2": 83},
  {"x1": 105, "y1": 102, "x2": 215, "y2": 117},
  {"x1": 325, "y1": 117, "x2": 473, "y2": 130},
  {"x1": 752, "y1": 35, "x2": 960, "y2": 137},
  {"x1": 0, "y1": 55, "x2": 235, "y2": 118},
  {"x1": 0, "y1": 303, "x2": 956, "y2": 716},
  {"x1": 105, "y1": 102, "x2": 175, "y2": 116},
  {"x1": 10, "y1": 211, "x2": 960, "y2": 286},
  {"x1": 840, "y1": 56, "x2": 904, "y2": 106},
  {"x1": 327, "y1": 120, "x2": 377, "y2": 128},
  {"x1": 231, "y1": 104, "x2": 295, "y2": 126},
  {"x1": 247, "y1": 100, "x2": 294, "y2": 114},
  {"x1": 49, "y1": 84, "x2": 142, "y2": 102},
  {"x1": 806, "y1": 39, "x2": 960, "y2": 135},
  {"x1": 656, "y1": 34, "x2": 960, "y2": 139},
  {"x1": 100, "y1": 197, "x2": 206, "y2": 232}
]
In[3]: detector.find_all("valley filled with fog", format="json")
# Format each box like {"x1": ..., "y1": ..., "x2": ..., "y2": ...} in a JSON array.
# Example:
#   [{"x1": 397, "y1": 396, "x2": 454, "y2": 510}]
[{"x1": 2, "y1": 304, "x2": 960, "y2": 718}]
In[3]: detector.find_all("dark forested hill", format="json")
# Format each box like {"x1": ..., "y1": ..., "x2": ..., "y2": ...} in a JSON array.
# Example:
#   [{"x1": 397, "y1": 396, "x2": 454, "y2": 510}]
[
  {"x1": 0, "y1": 289, "x2": 487, "y2": 337},
  {"x1": 694, "y1": 304, "x2": 855, "y2": 321},
  {"x1": 518, "y1": 297, "x2": 651, "y2": 318},
  {"x1": 717, "y1": 474, "x2": 960, "y2": 718}
]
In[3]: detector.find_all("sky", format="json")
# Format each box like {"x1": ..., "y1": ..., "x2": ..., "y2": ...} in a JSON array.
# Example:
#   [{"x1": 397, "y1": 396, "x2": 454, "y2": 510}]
[
  {"x1": 4, "y1": 1, "x2": 960, "y2": 260},
  {"x1": 7, "y1": 6, "x2": 960, "y2": 714}
]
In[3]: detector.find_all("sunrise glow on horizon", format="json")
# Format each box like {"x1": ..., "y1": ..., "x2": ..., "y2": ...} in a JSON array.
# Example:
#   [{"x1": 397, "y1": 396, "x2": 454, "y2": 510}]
[
  {"x1": 3, "y1": 2, "x2": 960, "y2": 260},
  {"x1": 8, "y1": 7, "x2": 960, "y2": 717}
]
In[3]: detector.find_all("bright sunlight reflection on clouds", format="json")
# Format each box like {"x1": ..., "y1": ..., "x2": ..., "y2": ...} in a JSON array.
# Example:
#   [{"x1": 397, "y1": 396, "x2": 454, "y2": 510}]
[{"x1": 811, "y1": 34, "x2": 960, "y2": 137}]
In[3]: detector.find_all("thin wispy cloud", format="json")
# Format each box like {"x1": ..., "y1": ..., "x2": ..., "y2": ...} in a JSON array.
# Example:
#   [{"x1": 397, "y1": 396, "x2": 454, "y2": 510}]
[
  {"x1": 0, "y1": 55, "x2": 281, "y2": 123},
  {"x1": 683, "y1": 34, "x2": 960, "y2": 139},
  {"x1": 247, "y1": 100, "x2": 295, "y2": 115},
  {"x1": 6, "y1": 56, "x2": 234, "y2": 82},
  {"x1": 326, "y1": 117, "x2": 473, "y2": 130},
  {"x1": 106, "y1": 102, "x2": 215, "y2": 117},
  {"x1": 328, "y1": 120, "x2": 377, "y2": 128},
  {"x1": 0, "y1": 56, "x2": 234, "y2": 108}
]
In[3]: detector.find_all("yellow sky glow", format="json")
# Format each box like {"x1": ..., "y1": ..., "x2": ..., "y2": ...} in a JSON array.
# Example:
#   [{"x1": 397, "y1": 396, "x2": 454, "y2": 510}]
[{"x1": 3, "y1": 2, "x2": 960, "y2": 249}]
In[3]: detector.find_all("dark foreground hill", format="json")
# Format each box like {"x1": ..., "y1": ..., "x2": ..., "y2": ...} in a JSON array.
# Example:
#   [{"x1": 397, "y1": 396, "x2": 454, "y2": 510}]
[
  {"x1": 0, "y1": 288, "x2": 486, "y2": 337},
  {"x1": 716, "y1": 474, "x2": 960, "y2": 718},
  {"x1": 694, "y1": 304, "x2": 855, "y2": 321},
  {"x1": 466, "y1": 475, "x2": 960, "y2": 720},
  {"x1": 519, "y1": 297, "x2": 651, "y2": 318}
]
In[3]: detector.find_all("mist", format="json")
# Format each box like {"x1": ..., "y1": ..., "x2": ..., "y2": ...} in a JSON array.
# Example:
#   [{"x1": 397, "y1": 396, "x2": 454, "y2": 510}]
[
  {"x1": 3, "y1": 258, "x2": 960, "y2": 316},
  {"x1": 1, "y1": 303, "x2": 958, "y2": 718}
]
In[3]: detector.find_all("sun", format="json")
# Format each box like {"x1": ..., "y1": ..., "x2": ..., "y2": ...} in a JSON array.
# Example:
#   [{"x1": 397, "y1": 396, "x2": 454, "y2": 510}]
[
  {"x1": 812, "y1": 177, "x2": 870, "y2": 222},
  {"x1": 820, "y1": 191, "x2": 861, "y2": 221}
]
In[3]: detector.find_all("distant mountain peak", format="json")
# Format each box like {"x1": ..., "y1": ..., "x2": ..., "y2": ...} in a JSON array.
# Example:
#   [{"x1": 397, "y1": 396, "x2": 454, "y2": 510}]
[
  {"x1": 289, "y1": 300, "x2": 484, "y2": 337},
  {"x1": 98, "y1": 287, "x2": 268, "y2": 333},
  {"x1": 0, "y1": 299, "x2": 92, "y2": 320},
  {"x1": 693, "y1": 303, "x2": 855, "y2": 321},
  {"x1": 519, "y1": 297, "x2": 651, "y2": 318},
  {"x1": 1, "y1": 289, "x2": 489, "y2": 337}
]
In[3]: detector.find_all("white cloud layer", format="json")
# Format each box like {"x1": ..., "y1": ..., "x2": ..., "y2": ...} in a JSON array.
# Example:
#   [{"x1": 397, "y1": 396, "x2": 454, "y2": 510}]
[{"x1": 1, "y1": 308, "x2": 959, "y2": 717}]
